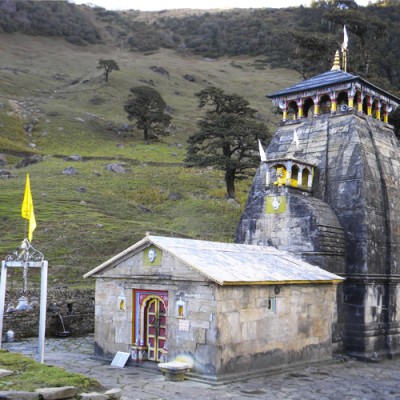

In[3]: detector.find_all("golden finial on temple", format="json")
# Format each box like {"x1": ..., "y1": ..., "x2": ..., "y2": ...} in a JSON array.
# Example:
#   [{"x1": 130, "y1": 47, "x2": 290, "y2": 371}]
[{"x1": 331, "y1": 50, "x2": 341, "y2": 71}]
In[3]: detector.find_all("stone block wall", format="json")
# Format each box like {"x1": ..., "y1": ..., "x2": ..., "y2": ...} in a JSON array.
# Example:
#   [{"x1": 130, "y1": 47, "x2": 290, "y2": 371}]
[
  {"x1": 2, "y1": 289, "x2": 94, "y2": 340},
  {"x1": 93, "y1": 278, "x2": 133, "y2": 358},
  {"x1": 167, "y1": 281, "x2": 218, "y2": 377},
  {"x1": 214, "y1": 284, "x2": 337, "y2": 376},
  {"x1": 235, "y1": 111, "x2": 400, "y2": 359},
  {"x1": 93, "y1": 274, "x2": 219, "y2": 377},
  {"x1": 93, "y1": 251, "x2": 219, "y2": 364},
  {"x1": 91, "y1": 248, "x2": 338, "y2": 381}
]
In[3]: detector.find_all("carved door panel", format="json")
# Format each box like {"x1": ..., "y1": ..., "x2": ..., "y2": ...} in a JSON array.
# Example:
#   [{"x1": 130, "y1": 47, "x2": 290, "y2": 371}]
[{"x1": 146, "y1": 297, "x2": 167, "y2": 361}]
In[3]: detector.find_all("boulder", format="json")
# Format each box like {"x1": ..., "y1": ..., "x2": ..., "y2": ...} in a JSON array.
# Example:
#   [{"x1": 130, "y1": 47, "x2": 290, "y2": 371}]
[
  {"x1": 35, "y1": 386, "x2": 77, "y2": 400},
  {"x1": 0, "y1": 369, "x2": 13, "y2": 378},
  {"x1": 0, "y1": 391, "x2": 39, "y2": 399},
  {"x1": 184, "y1": 74, "x2": 196, "y2": 82},
  {"x1": 169, "y1": 192, "x2": 183, "y2": 201},
  {"x1": 62, "y1": 167, "x2": 78, "y2": 175},
  {"x1": 149, "y1": 66, "x2": 169, "y2": 76},
  {"x1": 16, "y1": 155, "x2": 43, "y2": 169},
  {"x1": 104, "y1": 163, "x2": 126, "y2": 174},
  {"x1": 0, "y1": 170, "x2": 12, "y2": 179},
  {"x1": 79, "y1": 393, "x2": 107, "y2": 400},
  {"x1": 64, "y1": 155, "x2": 82, "y2": 162},
  {"x1": 104, "y1": 388, "x2": 122, "y2": 399},
  {"x1": 0, "y1": 154, "x2": 6, "y2": 166}
]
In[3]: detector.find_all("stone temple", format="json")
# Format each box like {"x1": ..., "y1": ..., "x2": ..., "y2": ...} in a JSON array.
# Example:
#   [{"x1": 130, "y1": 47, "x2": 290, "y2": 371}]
[
  {"x1": 85, "y1": 52, "x2": 400, "y2": 381},
  {"x1": 235, "y1": 52, "x2": 400, "y2": 360}
]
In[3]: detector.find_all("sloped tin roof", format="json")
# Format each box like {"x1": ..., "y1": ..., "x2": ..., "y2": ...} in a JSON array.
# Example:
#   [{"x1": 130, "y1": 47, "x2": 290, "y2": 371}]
[
  {"x1": 268, "y1": 69, "x2": 400, "y2": 103},
  {"x1": 84, "y1": 235, "x2": 343, "y2": 286}
]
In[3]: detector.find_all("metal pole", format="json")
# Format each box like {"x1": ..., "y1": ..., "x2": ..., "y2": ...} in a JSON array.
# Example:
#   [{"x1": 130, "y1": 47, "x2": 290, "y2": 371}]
[
  {"x1": 38, "y1": 260, "x2": 48, "y2": 363},
  {"x1": 0, "y1": 261, "x2": 7, "y2": 348},
  {"x1": 22, "y1": 264, "x2": 28, "y2": 294}
]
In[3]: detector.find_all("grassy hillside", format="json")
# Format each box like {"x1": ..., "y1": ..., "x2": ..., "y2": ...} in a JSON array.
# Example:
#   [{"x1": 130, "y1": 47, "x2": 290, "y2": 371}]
[{"x1": 0, "y1": 32, "x2": 300, "y2": 287}]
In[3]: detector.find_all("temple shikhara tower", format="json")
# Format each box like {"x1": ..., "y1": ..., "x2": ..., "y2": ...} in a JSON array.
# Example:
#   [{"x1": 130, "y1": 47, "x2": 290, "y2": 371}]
[{"x1": 236, "y1": 50, "x2": 400, "y2": 360}]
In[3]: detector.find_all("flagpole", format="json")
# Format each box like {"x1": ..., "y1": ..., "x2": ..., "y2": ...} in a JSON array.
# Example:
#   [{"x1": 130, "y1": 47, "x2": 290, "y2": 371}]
[
  {"x1": 21, "y1": 174, "x2": 37, "y2": 295},
  {"x1": 21, "y1": 174, "x2": 36, "y2": 243},
  {"x1": 342, "y1": 25, "x2": 348, "y2": 72}
]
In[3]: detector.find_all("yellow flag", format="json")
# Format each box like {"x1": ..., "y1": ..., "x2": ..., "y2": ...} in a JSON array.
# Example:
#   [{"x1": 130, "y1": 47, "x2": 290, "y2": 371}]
[{"x1": 21, "y1": 174, "x2": 37, "y2": 242}]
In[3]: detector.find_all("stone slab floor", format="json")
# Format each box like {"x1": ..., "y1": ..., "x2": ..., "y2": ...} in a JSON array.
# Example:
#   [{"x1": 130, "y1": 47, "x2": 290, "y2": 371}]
[{"x1": 3, "y1": 336, "x2": 400, "y2": 400}]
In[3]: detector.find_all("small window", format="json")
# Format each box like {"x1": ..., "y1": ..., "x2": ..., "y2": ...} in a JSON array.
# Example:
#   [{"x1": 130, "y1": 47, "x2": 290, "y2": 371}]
[
  {"x1": 302, "y1": 167, "x2": 311, "y2": 188},
  {"x1": 291, "y1": 165, "x2": 299, "y2": 187},
  {"x1": 175, "y1": 297, "x2": 186, "y2": 318},
  {"x1": 267, "y1": 297, "x2": 277, "y2": 313}
]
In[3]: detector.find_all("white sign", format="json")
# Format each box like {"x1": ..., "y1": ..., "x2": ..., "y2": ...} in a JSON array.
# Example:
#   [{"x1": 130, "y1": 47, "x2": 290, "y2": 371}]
[
  {"x1": 178, "y1": 319, "x2": 190, "y2": 332},
  {"x1": 111, "y1": 351, "x2": 130, "y2": 368}
]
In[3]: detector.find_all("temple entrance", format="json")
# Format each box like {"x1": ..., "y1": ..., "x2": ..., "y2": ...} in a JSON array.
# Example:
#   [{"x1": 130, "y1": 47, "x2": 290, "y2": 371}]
[
  {"x1": 132, "y1": 289, "x2": 168, "y2": 363},
  {"x1": 144, "y1": 297, "x2": 167, "y2": 361}
]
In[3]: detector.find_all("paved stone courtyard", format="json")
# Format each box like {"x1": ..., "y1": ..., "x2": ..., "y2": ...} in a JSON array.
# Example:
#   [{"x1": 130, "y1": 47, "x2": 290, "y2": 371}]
[{"x1": 3, "y1": 335, "x2": 400, "y2": 399}]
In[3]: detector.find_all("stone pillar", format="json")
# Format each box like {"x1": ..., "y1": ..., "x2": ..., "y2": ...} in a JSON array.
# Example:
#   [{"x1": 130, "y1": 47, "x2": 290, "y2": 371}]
[
  {"x1": 357, "y1": 99, "x2": 363, "y2": 112},
  {"x1": 367, "y1": 97, "x2": 372, "y2": 116},
  {"x1": 296, "y1": 99, "x2": 303, "y2": 119},
  {"x1": 266, "y1": 169, "x2": 270, "y2": 186},
  {"x1": 383, "y1": 104, "x2": 389, "y2": 123},
  {"x1": 286, "y1": 161, "x2": 292, "y2": 186},
  {"x1": 298, "y1": 167, "x2": 303, "y2": 187},
  {"x1": 314, "y1": 103, "x2": 320, "y2": 116},
  {"x1": 282, "y1": 109, "x2": 288, "y2": 121},
  {"x1": 331, "y1": 97, "x2": 337, "y2": 113},
  {"x1": 348, "y1": 97, "x2": 354, "y2": 109},
  {"x1": 375, "y1": 101, "x2": 381, "y2": 120},
  {"x1": 307, "y1": 170, "x2": 313, "y2": 188}
]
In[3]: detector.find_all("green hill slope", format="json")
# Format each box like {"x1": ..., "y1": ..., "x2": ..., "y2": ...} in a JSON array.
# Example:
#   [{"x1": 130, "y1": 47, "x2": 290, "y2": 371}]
[{"x1": 0, "y1": 32, "x2": 300, "y2": 287}]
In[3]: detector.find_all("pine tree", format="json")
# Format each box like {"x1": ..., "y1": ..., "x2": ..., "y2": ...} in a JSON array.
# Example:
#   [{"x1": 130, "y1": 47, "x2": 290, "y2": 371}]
[{"x1": 186, "y1": 86, "x2": 271, "y2": 199}]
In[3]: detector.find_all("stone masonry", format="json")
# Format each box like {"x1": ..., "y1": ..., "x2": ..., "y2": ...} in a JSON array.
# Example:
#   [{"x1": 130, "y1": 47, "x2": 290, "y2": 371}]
[
  {"x1": 2, "y1": 289, "x2": 94, "y2": 340},
  {"x1": 236, "y1": 111, "x2": 400, "y2": 360},
  {"x1": 92, "y1": 246, "x2": 338, "y2": 381}
]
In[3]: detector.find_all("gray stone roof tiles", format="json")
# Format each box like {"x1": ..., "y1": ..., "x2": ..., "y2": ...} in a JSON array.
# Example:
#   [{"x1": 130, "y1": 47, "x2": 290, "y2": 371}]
[
  {"x1": 268, "y1": 70, "x2": 356, "y2": 98},
  {"x1": 267, "y1": 69, "x2": 400, "y2": 104},
  {"x1": 84, "y1": 235, "x2": 344, "y2": 286}
]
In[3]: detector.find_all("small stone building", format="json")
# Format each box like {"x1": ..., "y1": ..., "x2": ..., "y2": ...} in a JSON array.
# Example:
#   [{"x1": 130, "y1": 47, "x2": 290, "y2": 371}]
[{"x1": 84, "y1": 235, "x2": 343, "y2": 382}]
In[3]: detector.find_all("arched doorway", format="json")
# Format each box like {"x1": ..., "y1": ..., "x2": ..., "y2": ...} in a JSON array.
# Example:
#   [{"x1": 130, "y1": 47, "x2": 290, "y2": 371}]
[
  {"x1": 287, "y1": 101, "x2": 298, "y2": 120},
  {"x1": 337, "y1": 91, "x2": 349, "y2": 111},
  {"x1": 291, "y1": 164, "x2": 299, "y2": 187},
  {"x1": 133, "y1": 289, "x2": 168, "y2": 362},
  {"x1": 302, "y1": 167, "x2": 311, "y2": 188},
  {"x1": 319, "y1": 94, "x2": 331, "y2": 115},
  {"x1": 303, "y1": 98, "x2": 314, "y2": 118},
  {"x1": 143, "y1": 296, "x2": 167, "y2": 361}
]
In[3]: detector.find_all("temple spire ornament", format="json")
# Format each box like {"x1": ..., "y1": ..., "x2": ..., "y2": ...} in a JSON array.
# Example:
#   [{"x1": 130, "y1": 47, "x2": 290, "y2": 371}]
[
  {"x1": 258, "y1": 139, "x2": 267, "y2": 162},
  {"x1": 331, "y1": 50, "x2": 341, "y2": 71}
]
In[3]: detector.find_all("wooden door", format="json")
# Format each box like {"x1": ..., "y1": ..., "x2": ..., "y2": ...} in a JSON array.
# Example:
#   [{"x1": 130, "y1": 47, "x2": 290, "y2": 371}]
[{"x1": 145, "y1": 297, "x2": 167, "y2": 361}]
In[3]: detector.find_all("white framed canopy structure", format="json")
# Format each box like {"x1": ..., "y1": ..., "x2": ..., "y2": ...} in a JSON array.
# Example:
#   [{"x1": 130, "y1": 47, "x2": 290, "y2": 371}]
[{"x1": 0, "y1": 239, "x2": 48, "y2": 363}]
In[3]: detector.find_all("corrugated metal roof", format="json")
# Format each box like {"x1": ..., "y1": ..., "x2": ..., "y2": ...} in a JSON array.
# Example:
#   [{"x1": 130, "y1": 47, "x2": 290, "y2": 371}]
[
  {"x1": 267, "y1": 69, "x2": 400, "y2": 104},
  {"x1": 84, "y1": 235, "x2": 343, "y2": 286},
  {"x1": 268, "y1": 70, "x2": 356, "y2": 98}
]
